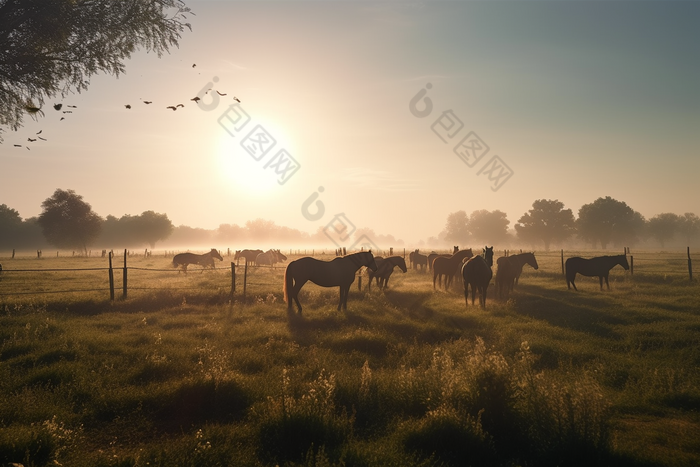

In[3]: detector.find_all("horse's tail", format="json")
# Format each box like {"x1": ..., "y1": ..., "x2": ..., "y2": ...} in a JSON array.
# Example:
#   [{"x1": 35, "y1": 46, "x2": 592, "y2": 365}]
[{"x1": 283, "y1": 264, "x2": 292, "y2": 305}]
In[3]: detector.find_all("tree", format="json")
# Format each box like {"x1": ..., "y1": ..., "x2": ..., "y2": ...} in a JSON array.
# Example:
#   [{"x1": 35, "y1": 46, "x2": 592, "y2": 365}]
[
  {"x1": 647, "y1": 213, "x2": 680, "y2": 248},
  {"x1": 468, "y1": 209, "x2": 510, "y2": 245},
  {"x1": 0, "y1": 203, "x2": 22, "y2": 248},
  {"x1": 132, "y1": 210, "x2": 173, "y2": 249},
  {"x1": 514, "y1": 199, "x2": 575, "y2": 251},
  {"x1": 0, "y1": 0, "x2": 192, "y2": 140},
  {"x1": 443, "y1": 210, "x2": 470, "y2": 245},
  {"x1": 37, "y1": 189, "x2": 102, "y2": 253},
  {"x1": 577, "y1": 196, "x2": 645, "y2": 249}
]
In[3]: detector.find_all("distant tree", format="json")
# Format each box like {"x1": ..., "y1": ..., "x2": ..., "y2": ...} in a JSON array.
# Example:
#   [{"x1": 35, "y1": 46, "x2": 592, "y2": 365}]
[
  {"x1": 514, "y1": 199, "x2": 575, "y2": 251},
  {"x1": 132, "y1": 211, "x2": 173, "y2": 249},
  {"x1": 444, "y1": 210, "x2": 470, "y2": 245},
  {"x1": 37, "y1": 189, "x2": 102, "y2": 254},
  {"x1": 216, "y1": 223, "x2": 246, "y2": 242},
  {"x1": 0, "y1": 204, "x2": 22, "y2": 248},
  {"x1": 245, "y1": 219, "x2": 278, "y2": 242},
  {"x1": 577, "y1": 196, "x2": 645, "y2": 249},
  {"x1": 647, "y1": 213, "x2": 681, "y2": 248},
  {"x1": 679, "y1": 213, "x2": 700, "y2": 246},
  {"x1": 468, "y1": 209, "x2": 510, "y2": 245},
  {"x1": 0, "y1": 0, "x2": 193, "y2": 141}
]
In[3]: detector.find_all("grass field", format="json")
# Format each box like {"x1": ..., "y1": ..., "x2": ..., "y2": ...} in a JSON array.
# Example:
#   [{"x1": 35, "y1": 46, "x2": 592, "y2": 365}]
[{"x1": 0, "y1": 249, "x2": 698, "y2": 467}]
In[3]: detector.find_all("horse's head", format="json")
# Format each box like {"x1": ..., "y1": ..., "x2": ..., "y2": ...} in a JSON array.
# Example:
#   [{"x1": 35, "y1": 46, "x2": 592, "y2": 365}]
[
  {"x1": 527, "y1": 252, "x2": 539, "y2": 270},
  {"x1": 483, "y1": 246, "x2": 494, "y2": 267},
  {"x1": 364, "y1": 251, "x2": 378, "y2": 271},
  {"x1": 234, "y1": 250, "x2": 241, "y2": 260},
  {"x1": 398, "y1": 257, "x2": 408, "y2": 273},
  {"x1": 619, "y1": 254, "x2": 630, "y2": 270},
  {"x1": 275, "y1": 249, "x2": 288, "y2": 261},
  {"x1": 211, "y1": 248, "x2": 224, "y2": 261}
]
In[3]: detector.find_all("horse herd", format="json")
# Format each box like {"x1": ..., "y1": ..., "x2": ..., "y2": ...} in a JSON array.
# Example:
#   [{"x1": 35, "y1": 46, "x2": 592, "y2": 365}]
[{"x1": 171, "y1": 247, "x2": 630, "y2": 314}]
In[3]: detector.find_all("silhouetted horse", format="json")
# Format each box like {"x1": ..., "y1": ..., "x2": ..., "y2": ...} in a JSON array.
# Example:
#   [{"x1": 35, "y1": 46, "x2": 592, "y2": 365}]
[
  {"x1": 234, "y1": 249, "x2": 263, "y2": 265},
  {"x1": 172, "y1": 248, "x2": 223, "y2": 273},
  {"x1": 284, "y1": 251, "x2": 377, "y2": 313},
  {"x1": 566, "y1": 255, "x2": 629, "y2": 291},
  {"x1": 256, "y1": 249, "x2": 287, "y2": 267},
  {"x1": 427, "y1": 252, "x2": 450, "y2": 271},
  {"x1": 409, "y1": 250, "x2": 428, "y2": 272},
  {"x1": 433, "y1": 248, "x2": 473, "y2": 290},
  {"x1": 462, "y1": 246, "x2": 494, "y2": 308},
  {"x1": 367, "y1": 256, "x2": 407, "y2": 291},
  {"x1": 495, "y1": 252, "x2": 539, "y2": 298}
]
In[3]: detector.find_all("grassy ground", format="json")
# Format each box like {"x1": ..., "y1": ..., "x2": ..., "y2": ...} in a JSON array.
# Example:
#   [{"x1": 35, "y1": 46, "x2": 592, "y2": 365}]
[{"x1": 0, "y1": 250, "x2": 698, "y2": 466}]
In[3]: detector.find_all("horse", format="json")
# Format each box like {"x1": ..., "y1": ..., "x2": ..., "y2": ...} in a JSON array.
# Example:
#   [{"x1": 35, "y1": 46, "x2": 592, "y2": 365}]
[
  {"x1": 462, "y1": 246, "x2": 494, "y2": 308},
  {"x1": 432, "y1": 248, "x2": 473, "y2": 290},
  {"x1": 367, "y1": 256, "x2": 407, "y2": 291},
  {"x1": 256, "y1": 249, "x2": 288, "y2": 267},
  {"x1": 427, "y1": 252, "x2": 450, "y2": 271},
  {"x1": 565, "y1": 255, "x2": 629, "y2": 291},
  {"x1": 172, "y1": 248, "x2": 223, "y2": 273},
  {"x1": 409, "y1": 250, "x2": 428, "y2": 272},
  {"x1": 284, "y1": 251, "x2": 377, "y2": 313},
  {"x1": 494, "y1": 252, "x2": 539, "y2": 298},
  {"x1": 234, "y1": 249, "x2": 263, "y2": 265}
]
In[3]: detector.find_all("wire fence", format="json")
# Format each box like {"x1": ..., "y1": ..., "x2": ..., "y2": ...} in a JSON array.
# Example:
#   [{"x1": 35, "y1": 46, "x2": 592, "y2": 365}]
[{"x1": 0, "y1": 247, "x2": 695, "y2": 302}]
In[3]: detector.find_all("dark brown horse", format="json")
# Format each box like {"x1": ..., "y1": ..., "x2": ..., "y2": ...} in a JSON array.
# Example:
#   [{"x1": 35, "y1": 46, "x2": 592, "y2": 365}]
[
  {"x1": 566, "y1": 255, "x2": 629, "y2": 291},
  {"x1": 462, "y1": 246, "x2": 494, "y2": 308},
  {"x1": 409, "y1": 250, "x2": 428, "y2": 272},
  {"x1": 284, "y1": 251, "x2": 377, "y2": 313},
  {"x1": 172, "y1": 248, "x2": 223, "y2": 273},
  {"x1": 367, "y1": 256, "x2": 407, "y2": 291},
  {"x1": 432, "y1": 248, "x2": 473, "y2": 290},
  {"x1": 495, "y1": 252, "x2": 539, "y2": 298},
  {"x1": 234, "y1": 249, "x2": 263, "y2": 265},
  {"x1": 256, "y1": 249, "x2": 287, "y2": 267}
]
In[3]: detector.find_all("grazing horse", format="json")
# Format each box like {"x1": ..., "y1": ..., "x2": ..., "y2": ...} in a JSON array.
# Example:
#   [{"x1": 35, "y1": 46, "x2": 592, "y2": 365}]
[
  {"x1": 462, "y1": 246, "x2": 494, "y2": 308},
  {"x1": 367, "y1": 256, "x2": 407, "y2": 291},
  {"x1": 234, "y1": 249, "x2": 263, "y2": 265},
  {"x1": 409, "y1": 250, "x2": 428, "y2": 272},
  {"x1": 566, "y1": 255, "x2": 629, "y2": 291},
  {"x1": 172, "y1": 248, "x2": 223, "y2": 273},
  {"x1": 284, "y1": 251, "x2": 377, "y2": 313},
  {"x1": 256, "y1": 249, "x2": 288, "y2": 267},
  {"x1": 432, "y1": 248, "x2": 473, "y2": 290},
  {"x1": 495, "y1": 252, "x2": 539, "y2": 298}
]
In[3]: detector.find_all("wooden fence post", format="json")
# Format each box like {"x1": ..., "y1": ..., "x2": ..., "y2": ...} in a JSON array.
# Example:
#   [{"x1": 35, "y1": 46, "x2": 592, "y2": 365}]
[
  {"x1": 12, "y1": 249, "x2": 15, "y2": 258},
  {"x1": 630, "y1": 256, "x2": 634, "y2": 275},
  {"x1": 108, "y1": 252, "x2": 115, "y2": 301},
  {"x1": 230, "y1": 262, "x2": 236, "y2": 301},
  {"x1": 243, "y1": 261, "x2": 248, "y2": 301},
  {"x1": 123, "y1": 249, "x2": 128, "y2": 299},
  {"x1": 688, "y1": 247, "x2": 693, "y2": 282},
  {"x1": 561, "y1": 249, "x2": 564, "y2": 276}
]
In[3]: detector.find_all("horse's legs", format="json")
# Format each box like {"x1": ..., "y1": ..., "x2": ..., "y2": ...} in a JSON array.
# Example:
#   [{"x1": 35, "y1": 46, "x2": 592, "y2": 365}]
[
  {"x1": 291, "y1": 279, "x2": 307, "y2": 314},
  {"x1": 338, "y1": 284, "x2": 349, "y2": 311},
  {"x1": 471, "y1": 284, "x2": 477, "y2": 306},
  {"x1": 464, "y1": 285, "x2": 469, "y2": 308},
  {"x1": 604, "y1": 274, "x2": 610, "y2": 290},
  {"x1": 599, "y1": 276, "x2": 604, "y2": 290},
  {"x1": 482, "y1": 284, "x2": 489, "y2": 308}
]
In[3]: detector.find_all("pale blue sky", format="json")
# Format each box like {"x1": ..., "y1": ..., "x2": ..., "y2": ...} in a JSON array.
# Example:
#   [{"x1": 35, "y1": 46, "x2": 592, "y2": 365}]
[{"x1": 1, "y1": 0, "x2": 698, "y2": 247}]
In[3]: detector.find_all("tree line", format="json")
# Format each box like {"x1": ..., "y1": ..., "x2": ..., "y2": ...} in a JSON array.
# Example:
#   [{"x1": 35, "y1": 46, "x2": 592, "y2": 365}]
[
  {"x1": 443, "y1": 198, "x2": 700, "y2": 250},
  {"x1": 1, "y1": 190, "x2": 698, "y2": 253}
]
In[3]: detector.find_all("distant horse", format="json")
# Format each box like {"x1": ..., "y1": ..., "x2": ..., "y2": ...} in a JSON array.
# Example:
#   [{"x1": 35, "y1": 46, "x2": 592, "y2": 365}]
[
  {"x1": 495, "y1": 252, "x2": 539, "y2": 298},
  {"x1": 172, "y1": 248, "x2": 223, "y2": 273},
  {"x1": 284, "y1": 251, "x2": 377, "y2": 313},
  {"x1": 462, "y1": 246, "x2": 494, "y2": 308},
  {"x1": 256, "y1": 249, "x2": 288, "y2": 267},
  {"x1": 368, "y1": 256, "x2": 407, "y2": 291},
  {"x1": 409, "y1": 250, "x2": 428, "y2": 272},
  {"x1": 427, "y1": 252, "x2": 450, "y2": 271},
  {"x1": 234, "y1": 249, "x2": 263, "y2": 265},
  {"x1": 566, "y1": 255, "x2": 629, "y2": 291},
  {"x1": 432, "y1": 248, "x2": 473, "y2": 290}
]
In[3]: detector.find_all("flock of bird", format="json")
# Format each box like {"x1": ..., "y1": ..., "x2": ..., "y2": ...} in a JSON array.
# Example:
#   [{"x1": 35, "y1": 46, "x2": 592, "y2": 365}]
[{"x1": 14, "y1": 63, "x2": 240, "y2": 150}]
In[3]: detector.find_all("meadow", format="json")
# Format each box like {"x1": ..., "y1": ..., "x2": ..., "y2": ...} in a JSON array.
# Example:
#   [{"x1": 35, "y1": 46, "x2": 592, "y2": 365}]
[{"x1": 0, "y1": 249, "x2": 698, "y2": 467}]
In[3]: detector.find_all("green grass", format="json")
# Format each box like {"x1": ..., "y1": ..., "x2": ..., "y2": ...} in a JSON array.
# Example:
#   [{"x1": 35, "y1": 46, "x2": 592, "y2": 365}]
[{"x1": 0, "y1": 250, "x2": 698, "y2": 466}]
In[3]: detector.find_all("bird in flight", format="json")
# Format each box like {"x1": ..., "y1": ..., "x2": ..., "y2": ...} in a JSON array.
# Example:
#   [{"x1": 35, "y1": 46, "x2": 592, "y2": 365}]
[
  {"x1": 166, "y1": 106, "x2": 177, "y2": 111},
  {"x1": 67, "y1": 105, "x2": 77, "y2": 108},
  {"x1": 38, "y1": 136, "x2": 47, "y2": 141},
  {"x1": 233, "y1": 96, "x2": 241, "y2": 103},
  {"x1": 53, "y1": 103, "x2": 63, "y2": 111},
  {"x1": 125, "y1": 105, "x2": 131, "y2": 109},
  {"x1": 190, "y1": 96, "x2": 201, "y2": 103},
  {"x1": 14, "y1": 144, "x2": 21, "y2": 147},
  {"x1": 36, "y1": 130, "x2": 42, "y2": 135},
  {"x1": 176, "y1": 103, "x2": 184, "y2": 108},
  {"x1": 143, "y1": 101, "x2": 152, "y2": 104},
  {"x1": 216, "y1": 91, "x2": 227, "y2": 96},
  {"x1": 192, "y1": 63, "x2": 196, "y2": 68},
  {"x1": 27, "y1": 138, "x2": 36, "y2": 142}
]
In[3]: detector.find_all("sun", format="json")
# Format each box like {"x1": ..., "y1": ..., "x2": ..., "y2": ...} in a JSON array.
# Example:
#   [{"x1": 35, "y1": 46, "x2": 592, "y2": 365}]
[{"x1": 216, "y1": 116, "x2": 297, "y2": 196}]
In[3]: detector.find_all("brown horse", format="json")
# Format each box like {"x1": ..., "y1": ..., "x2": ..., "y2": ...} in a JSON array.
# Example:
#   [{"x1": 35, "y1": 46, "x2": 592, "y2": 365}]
[
  {"x1": 284, "y1": 251, "x2": 377, "y2": 313},
  {"x1": 462, "y1": 246, "x2": 494, "y2": 308},
  {"x1": 495, "y1": 252, "x2": 539, "y2": 298},
  {"x1": 566, "y1": 255, "x2": 629, "y2": 291},
  {"x1": 432, "y1": 248, "x2": 473, "y2": 290},
  {"x1": 172, "y1": 248, "x2": 223, "y2": 273},
  {"x1": 234, "y1": 249, "x2": 263, "y2": 265},
  {"x1": 256, "y1": 249, "x2": 287, "y2": 267},
  {"x1": 409, "y1": 250, "x2": 428, "y2": 272},
  {"x1": 367, "y1": 256, "x2": 407, "y2": 291}
]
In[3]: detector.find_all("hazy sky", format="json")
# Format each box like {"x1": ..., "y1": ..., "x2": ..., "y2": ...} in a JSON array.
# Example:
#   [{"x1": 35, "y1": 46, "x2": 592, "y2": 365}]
[{"x1": 2, "y1": 0, "x2": 698, "y2": 247}]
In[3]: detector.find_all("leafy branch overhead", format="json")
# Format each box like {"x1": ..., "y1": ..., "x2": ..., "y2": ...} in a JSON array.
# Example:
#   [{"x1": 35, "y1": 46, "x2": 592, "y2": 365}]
[{"x1": 0, "y1": 0, "x2": 193, "y2": 140}]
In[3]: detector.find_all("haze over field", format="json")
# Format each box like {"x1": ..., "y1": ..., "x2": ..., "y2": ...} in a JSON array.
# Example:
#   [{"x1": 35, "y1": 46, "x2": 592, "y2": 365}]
[{"x1": 2, "y1": 1, "x2": 698, "y2": 247}]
